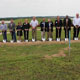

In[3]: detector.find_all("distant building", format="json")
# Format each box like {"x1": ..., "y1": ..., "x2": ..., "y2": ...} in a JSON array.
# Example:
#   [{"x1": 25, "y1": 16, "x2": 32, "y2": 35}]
[{"x1": 0, "y1": 21, "x2": 10, "y2": 24}]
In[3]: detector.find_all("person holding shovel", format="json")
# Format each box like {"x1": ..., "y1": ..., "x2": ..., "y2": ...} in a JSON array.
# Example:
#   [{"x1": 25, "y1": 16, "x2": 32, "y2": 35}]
[
  {"x1": 40, "y1": 18, "x2": 47, "y2": 41},
  {"x1": 46, "y1": 19, "x2": 53, "y2": 41},
  {"x1": 22, "y1": 19, "x2": 30, "y2": 42},
  {"x1": 63, "y1": 15, "x2": 72, "y2": 41},
  {"x1": 30, "y1": 17, "x2": 38, "y2": 42},
  {"x1": 73, "y1": 13, "x2": 80, "y2": 40},
  {"x1": 16, "y1": 21, "x2": 23, "y2": 42},
  {"x1": 0, "y1": 20, "x2": 7, "y2": 43},
  {"x1": 55, "y1": 16, "x2": 62, "y2": 41},
  {"x1": 8, "y1": 19, "x2": 16, "y2": 42}
]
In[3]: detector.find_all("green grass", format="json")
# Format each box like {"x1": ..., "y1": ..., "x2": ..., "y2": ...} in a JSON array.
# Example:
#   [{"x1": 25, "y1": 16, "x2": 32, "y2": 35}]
[
  {"x1": 0, "y1": 18, "x2": 80, "y2": 80},
  {"x1": 0, "y1": 43, "x2": 80, "y2": 80}
]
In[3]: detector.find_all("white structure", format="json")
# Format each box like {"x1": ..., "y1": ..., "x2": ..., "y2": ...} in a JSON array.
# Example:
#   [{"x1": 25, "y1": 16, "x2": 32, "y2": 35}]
[{"x1": 0, "y1": 21, "x2": 10, "y2": 24}]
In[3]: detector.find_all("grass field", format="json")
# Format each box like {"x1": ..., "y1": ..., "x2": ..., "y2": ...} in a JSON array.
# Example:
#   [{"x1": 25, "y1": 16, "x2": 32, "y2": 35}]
[
  {"x1": 0, "y1": 18, "x2": 80, "y2": 80},
  {"x1": 0, "y1": 42, "x2": 80, "y2": 80}
]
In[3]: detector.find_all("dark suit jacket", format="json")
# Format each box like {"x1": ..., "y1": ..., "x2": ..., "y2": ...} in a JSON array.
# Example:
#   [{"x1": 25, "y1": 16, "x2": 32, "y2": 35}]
[
  {"x1": 63, "y1": 18, "x2": 72, "y2": 30},
  {"x1": 22, "y1": 23, "x2": 30, "y2": 30},
  {"x1": 46, "y1": 21, "x2": 53, "y2": 32},
  {"x1": 40, "y1": 22, "x2": 47, "y2": 31},
  {"x1": 55, "y1": 20, "x2": 62, "y2": 28},
  {"x1": 8, "y1": 23, "x2": 16, "y2": 31}
]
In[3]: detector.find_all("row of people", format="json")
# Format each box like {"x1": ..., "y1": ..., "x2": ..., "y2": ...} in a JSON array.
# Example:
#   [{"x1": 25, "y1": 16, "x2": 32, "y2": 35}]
[{"x1": 0, "y1": 13, "x2": 80, "y2": 43}]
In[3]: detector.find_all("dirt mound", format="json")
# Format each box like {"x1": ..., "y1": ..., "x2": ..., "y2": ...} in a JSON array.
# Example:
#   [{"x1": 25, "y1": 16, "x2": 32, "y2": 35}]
[
  {"x1": 52, "y1": 50, "x2": 66, "y2": 57},
  {"x1": 44, "y1": 47, "x2": 69, "y2": 59},
  {"x1": 44, "y1": 50, "x2": 66, "y2": 59}
]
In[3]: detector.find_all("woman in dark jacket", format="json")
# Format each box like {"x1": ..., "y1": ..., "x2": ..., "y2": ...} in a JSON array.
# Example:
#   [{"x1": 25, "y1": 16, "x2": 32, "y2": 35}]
[
  {"x1": 16, "y1": 21, "x2": 23, "y2": 42},
  {"x1": 22, "y1": 19, "x2": 30, "y2": 42}
]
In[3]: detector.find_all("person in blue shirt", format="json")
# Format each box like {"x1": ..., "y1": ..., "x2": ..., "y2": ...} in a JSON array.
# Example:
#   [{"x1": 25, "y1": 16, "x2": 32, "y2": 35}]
[{"x1": 0, "y1": 20, "x2": 7, "y2": 42}]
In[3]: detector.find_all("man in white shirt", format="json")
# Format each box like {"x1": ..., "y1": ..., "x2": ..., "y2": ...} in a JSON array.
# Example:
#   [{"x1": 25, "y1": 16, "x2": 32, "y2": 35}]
[
  {"x1": 30, "y1": 16, "x2": 38, "y2": 41},
  {"x1": 73, "y1": 13, "x2": 80, "y2": 40}
]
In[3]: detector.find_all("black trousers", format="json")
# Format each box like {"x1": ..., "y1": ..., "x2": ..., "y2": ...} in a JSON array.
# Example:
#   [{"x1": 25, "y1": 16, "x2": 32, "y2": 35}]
[
  {"x1": 56, "y1": 28, "x2": 61, "y2": 39},
  {"x1": 73, "y1": 27, "x2": 79, "y2": 39},
  {"x1": 64, "y1": 29, "x2": 69, "y2": 38},
  {"x1": 24, "y1": 30, "x2": 29, "y2": 40}
]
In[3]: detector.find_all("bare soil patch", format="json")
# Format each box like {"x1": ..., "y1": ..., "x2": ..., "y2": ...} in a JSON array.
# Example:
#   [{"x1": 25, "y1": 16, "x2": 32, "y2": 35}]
[{"x1": 44, "y1": 47, "x2": 70, "y2": 59}]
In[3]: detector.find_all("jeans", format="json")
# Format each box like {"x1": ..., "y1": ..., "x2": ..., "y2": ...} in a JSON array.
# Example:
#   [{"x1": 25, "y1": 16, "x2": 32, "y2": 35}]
[
  {"x1": 2, "y1": 31, "x2": 7, "y2": 41},
  {"x1": 10, "y1": 31, "x2": 16, "y2": 42}
]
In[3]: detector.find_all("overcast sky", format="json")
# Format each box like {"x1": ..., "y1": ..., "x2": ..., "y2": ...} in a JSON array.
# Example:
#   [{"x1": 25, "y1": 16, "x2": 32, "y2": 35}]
[{"x1": 0, "y1": 0, "x2": 80, "y2": 18}]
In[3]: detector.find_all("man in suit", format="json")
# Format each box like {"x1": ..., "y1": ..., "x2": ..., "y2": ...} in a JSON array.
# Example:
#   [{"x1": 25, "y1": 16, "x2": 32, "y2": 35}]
[
  {"x1": 73, "y1": 13, "x2": 80, "y2": 40},
  {"x1": 63, "y1": 15, "x2": 72, "y2": 40},
  {"x1": 8, "y1": 19, "x2": 16, "y2": 42},
  {"x1": 40, "y1": 18, "x2": 47, "y2": 41},
  {"x1": 46, "y1": 19, "x2": 53, "y2": 41},
  {"x1": 55, "y1": 16, "x2": 62, "y2": 41}
]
